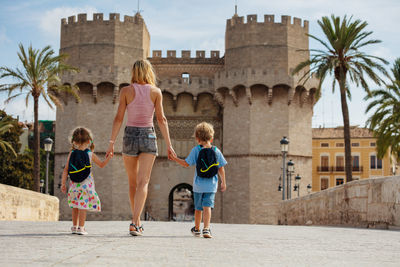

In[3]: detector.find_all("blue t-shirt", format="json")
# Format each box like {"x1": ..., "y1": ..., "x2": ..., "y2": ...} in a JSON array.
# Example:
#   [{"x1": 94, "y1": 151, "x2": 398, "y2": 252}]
[{"x1": 185, "y1": 145, "x2": 227, "y2": 193}]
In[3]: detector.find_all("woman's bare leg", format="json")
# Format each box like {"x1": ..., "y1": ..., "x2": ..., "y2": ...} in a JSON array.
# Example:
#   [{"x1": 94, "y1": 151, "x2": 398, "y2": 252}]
[
  {"x1": 132, "y1": 153, "x2": 156, "y2": 226},
  {"x1": 123, "y1": 155, "x2": 139, "y2": 223}
]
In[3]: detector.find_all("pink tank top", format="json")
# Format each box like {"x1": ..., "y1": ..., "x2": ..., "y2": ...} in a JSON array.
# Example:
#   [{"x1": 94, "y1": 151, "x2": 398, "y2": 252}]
[{"x1": 126, "y1": 83, "x2": 155, "y2": 127}]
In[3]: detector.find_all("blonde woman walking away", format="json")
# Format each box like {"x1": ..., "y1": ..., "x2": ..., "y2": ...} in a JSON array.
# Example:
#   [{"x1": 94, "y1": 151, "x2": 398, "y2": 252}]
[{"x1": 106, "y1": 59, "x2": 176, "y2": 236}]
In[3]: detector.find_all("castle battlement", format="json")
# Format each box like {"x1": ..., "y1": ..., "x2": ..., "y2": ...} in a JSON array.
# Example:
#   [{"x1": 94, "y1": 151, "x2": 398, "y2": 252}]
[
  {"x1": 227, "y1": 14, "x2": 308, "y2": 29},
  {"x1": 151, "y1": 50, "x2": 221, "y2": 59},
  {"x1": 61, "y1": 12, "x2": 144, "y2": 25}
]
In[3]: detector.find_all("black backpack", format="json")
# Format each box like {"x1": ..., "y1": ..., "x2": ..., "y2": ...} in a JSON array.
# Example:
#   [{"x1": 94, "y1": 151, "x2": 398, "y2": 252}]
[
  {"x1": 68, "y1": 149, "x2": 91, "y2": 183},
  {"x1": 196, "y1": 145, "x2": 219, "y2": 178}
]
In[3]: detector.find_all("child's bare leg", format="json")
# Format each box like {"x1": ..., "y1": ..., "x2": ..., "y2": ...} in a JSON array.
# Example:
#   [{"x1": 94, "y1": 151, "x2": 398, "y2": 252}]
[
  {"x1": 78, "y1": 209, "x2": 87, "y2": 227},
  {"x1": 72, "y1": 208, "x2": 79, "y2": 226},
  {"x1": 203, "y1": 207, "x2": 212, "y2": 229},
  {"x1": 194, "y1": 210, "x2": 202, "y2": 230}
]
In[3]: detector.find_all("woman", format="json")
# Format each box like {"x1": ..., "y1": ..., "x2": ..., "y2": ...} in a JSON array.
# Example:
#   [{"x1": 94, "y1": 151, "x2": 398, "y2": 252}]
[{"x1": 106, "y1": 59, "x2": 176, "y2": 236}]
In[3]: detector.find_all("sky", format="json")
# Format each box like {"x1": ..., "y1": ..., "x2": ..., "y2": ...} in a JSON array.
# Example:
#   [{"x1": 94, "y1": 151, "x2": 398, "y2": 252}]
[{"x1": 0, "y1": 0, "x2": 399, "y2": 128}]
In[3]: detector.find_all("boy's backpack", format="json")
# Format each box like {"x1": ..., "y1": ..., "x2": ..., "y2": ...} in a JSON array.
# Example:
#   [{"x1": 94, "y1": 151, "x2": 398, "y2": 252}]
[
  {"x1": 196, "y1": 145, "x2": 219, "y2": 178},
  {"x1": 68, "y1": 149, "x2": 91, "y2": 183}
]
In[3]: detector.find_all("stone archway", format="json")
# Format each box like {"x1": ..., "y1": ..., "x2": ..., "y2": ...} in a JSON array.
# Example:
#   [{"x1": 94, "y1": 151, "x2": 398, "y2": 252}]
[{"x1": 168, "y1": 183, "x2": 194, "y2": 221}]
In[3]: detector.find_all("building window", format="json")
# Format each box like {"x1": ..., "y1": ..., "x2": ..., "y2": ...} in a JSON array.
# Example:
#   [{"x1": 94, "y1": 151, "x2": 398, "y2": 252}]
[
  {"x1": 352, "y1": 155, "x2": 360, "y2": 171},
  {"x1": 336, "y1": 155, "x2": 344, "y2": 171},
  {"x1": 336, "y1": 143, "x2": 344, "y2": 147},
  {"x1": 182, "y1": 73, "x2": 190, "y2": 84},
  {"x1": 321, "y1": 177, "x2": 329, "y2": 190},
  {"x1": 352, "y1": 143, "x2": 360, "y2": 147},
  {"x1": 336, "y1": 178, "x2": 344, "y2": 186},
  {"x1": 320, "y1": 155, "x2": 329, "y2": 172},
  {"x1": 370, "y1": 142, "x2": 376, "y2": 147},
  {"x1": 321, "y1": 143, "x2": 329, "y2": 147},
  {"x1": 370, "y1": 155, "x2": 382, "y2": 169}
]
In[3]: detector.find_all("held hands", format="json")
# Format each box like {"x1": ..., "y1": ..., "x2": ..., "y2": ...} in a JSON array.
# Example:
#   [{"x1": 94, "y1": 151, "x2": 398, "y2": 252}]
[
  {"x1": 106, "y1": 142, "x2": 114, "y2": 158},
  {"x1": 61, "y1": 184, "x2": 67, "y2": 194},
  {"x1": 167, "y1": 145, "x2": 177, "y2": 161}
]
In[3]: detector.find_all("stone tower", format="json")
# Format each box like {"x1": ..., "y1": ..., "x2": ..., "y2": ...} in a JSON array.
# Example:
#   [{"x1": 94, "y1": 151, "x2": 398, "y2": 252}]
[
  {"x1": 55, "y1": 13, "x2": 150, "y2": 220},
  {"x1": 55, "y1": 12, "x2": 318, "y2": 224},
  {"x1": 214, "y1": 14, "x2": 318, "y2": 224}
]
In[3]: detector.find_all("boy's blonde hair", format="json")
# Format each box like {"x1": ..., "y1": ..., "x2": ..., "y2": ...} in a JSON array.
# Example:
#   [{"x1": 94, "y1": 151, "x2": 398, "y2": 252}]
[
  {"x1": 70, "y1": 127, "x2": 94, "y2": 151},
  {"x1": 194, "y1": 122, "x2": 214, "y2": 142},
  {"x1": 131, "y1": 59, "x2": 156, "y2": 86}
]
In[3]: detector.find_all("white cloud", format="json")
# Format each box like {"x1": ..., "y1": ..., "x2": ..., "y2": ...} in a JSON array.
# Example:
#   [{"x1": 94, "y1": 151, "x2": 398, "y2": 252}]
[
  {"x1": 39, "y1": 6, "x2": 98, "y2": 44},
  {"x1": 0, "y1": 27, "x2": 11, "y2": 45}
]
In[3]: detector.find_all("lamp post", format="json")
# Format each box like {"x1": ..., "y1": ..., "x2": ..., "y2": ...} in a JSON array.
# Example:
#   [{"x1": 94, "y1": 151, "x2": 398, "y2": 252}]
[
  {"x1": 294, "y1": 174, "x2": 301, "y2": 197},
  {"x1": 280, "y1": 136, "x2": 289, "y2": 200},
  {"x1": 43, "y1": 137, "x2": 53, "y2": 194},
  {"x1": 307, "y1": 184, "x2": 312, "y2": 194},
  {"x1": 287, "y1": 159, "x2": 294, "y2": 199}
]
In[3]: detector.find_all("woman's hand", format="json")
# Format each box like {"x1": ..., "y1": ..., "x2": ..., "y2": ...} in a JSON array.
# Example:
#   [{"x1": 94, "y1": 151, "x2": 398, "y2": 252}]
[
  {"x1": 106, "y1": 142, "x2": 114, "y2": 158},
  {"x1": 167, "y1": 145, "x2": 176, "y2": 160}
]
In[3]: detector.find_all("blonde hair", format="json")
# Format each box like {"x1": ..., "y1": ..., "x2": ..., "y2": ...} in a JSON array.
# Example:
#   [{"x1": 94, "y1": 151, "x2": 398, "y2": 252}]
[
  {"x1": 131, "y1": 59, "x2": 156, "y2": 86},
  {"x1": 70, "y1": 127, "x2": 94, "y2": 151},
  {"x1": 194, "y1": 122, "x2": 214, "y2": 142}
]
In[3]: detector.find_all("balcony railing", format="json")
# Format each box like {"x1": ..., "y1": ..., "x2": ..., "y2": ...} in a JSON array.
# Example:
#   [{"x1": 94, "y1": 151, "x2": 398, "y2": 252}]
[{"x1": 317, "y1": 166, "x2": 363, "y2": 173}]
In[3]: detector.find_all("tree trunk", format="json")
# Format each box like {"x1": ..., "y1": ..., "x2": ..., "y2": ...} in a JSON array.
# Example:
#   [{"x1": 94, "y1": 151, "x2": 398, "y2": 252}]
[
  {"x1": 33, "y1": 96, "x2": 41, "y2": 192},
  {"x1": 338, "y1": 79, "x2": 353, "y2": 183}
]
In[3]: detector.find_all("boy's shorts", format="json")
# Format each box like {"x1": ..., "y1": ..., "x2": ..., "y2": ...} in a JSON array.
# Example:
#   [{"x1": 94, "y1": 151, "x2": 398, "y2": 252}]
[{"x1": 193, "y1": 192, "x2": 215, "y2": 211}]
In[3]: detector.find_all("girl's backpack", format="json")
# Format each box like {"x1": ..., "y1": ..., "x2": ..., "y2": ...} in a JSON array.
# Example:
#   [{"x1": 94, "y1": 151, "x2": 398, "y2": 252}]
[
  {"x1": 196, "y1": 145, "x2": 219, "y2": 178},
  {"x1": 68, "y1": 149, "x2": 91, "y2": 183}
]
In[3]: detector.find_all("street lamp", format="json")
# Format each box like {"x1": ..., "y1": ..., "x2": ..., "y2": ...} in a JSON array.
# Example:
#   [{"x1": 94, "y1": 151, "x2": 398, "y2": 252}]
[
  {"x1": 294, "y1": 174, "x2": 301, "y2": 197},
  {"x1": 307, "y1": 184, "x2": 312, "y2": 194},
  {"x1": 287, "y1": 159, "x2": 294, "y2": 199},
  {"x1": 43, "y1": 137, "x2": 53, "y2": 194},
  {"x1": 280, "y1": 137, "x2": 289, "y2": 200}
]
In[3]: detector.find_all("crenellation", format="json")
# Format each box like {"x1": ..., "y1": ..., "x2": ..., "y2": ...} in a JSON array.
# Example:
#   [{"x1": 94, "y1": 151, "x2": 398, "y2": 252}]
[
  {"x1": 78, "y1": 13, "x2": 87, "y2": 23},
  {"x1": 124, "y1": 15, "x2": 134, "y2": 22},
  {"x1": 167, "y1": 50, "x2": 176, "y2": 58},
  {"x1": 303, "y1": 20, "x2": 309, "y2": 29},
  {"x1": 281, "y1": 15, "x2": 291, "y2": 25},
  {"x1": 109, "y1": 13, "x2": 120, "y2": 21},
  {"x1": 264, "y1": 14, "x2": 274, "y2": 23},
  {"x1": 94, "y1": 13, "x2": 103, "y2": 21},
  {"x1": 293, "y1": 17, "x2": 302, "y2": 26},
  {"x1": 211, "y1": 50, "x2": 219, "y2": 58},
  {"x1": 181, "y1": 50, "x2": 191, "y2": 58},
  {"x1": 247, "y1": 14, "x2": 257, "y2": 23},
  {"x1": 196, "y1": 50, "x2": 205, "y2": 58},
  {"x1": 153, "y1": 50, "x2": 162, "y2": 58},
  {"x1": 61, "y1": 18, "x2": 67, "y2": 25},
  {"x1": 68, "y1": 15, "x2": 76, "y2": 24}
]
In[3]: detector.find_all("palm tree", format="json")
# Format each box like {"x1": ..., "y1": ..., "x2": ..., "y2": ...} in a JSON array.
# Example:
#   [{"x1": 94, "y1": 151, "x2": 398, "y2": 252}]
[
  {"x1": 365, "y1": 58, "x2": 400, "y2": 161},
  {"x1": 293, "y1": 15, "x2": 388, "y2": 183},
  {"x1": 0, "y1": 44, "x2": 80, "y2": 192},
  {"x1": 0, "y1": 118, "x2": 17, "y2": 157}
]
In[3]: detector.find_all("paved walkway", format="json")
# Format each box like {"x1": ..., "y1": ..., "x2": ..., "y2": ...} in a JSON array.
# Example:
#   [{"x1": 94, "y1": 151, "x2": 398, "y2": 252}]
[{"x1": 0, "y1": 221, "x2": 399, "y2": 266}]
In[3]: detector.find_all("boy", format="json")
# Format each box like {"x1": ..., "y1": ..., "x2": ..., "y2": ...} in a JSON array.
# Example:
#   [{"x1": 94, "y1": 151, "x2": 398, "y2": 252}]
[{"x1": 171, "y1": 122, "x2": 227, "y2": 238}]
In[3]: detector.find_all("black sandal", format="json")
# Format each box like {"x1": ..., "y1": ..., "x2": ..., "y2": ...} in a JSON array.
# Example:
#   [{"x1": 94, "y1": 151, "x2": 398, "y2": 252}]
[{"x1": 129, "y1": 223, "x2": 143, "y2": 236}]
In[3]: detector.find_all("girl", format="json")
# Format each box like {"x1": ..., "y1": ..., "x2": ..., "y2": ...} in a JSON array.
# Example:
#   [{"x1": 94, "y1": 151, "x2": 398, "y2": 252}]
[
  {"x1": 106, "y1": 59, "x2": 176, "y2": 236},
  {"x1": 61, "y1": 127, "x2": 111, "y2": 235}
]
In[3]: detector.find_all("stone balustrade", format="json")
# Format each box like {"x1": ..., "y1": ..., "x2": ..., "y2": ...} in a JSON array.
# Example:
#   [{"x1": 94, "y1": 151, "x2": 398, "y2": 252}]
[
  {"x1": 279, "y1": 176, "x2": 400, "y2": 229},
  {"x1": 0, "y1": 183, "x2": 59, "y2": 221}
]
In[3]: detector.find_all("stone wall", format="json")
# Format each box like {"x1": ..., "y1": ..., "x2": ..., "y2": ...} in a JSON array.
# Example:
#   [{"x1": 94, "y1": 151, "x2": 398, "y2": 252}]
[
  {"x1": 0, "y1": 184, "x2": 59, "y2": 221},
  {"x1": 278, "y1": 176, "x2": 400, "y2": 229}
]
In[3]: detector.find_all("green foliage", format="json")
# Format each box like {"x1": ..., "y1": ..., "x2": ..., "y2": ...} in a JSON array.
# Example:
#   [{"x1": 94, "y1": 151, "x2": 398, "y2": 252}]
[
  {"x1": 365, "y1": 58, "x2": 400, "y2": 159},
  {"x1": 0, "y1": 110, "x2": 33, "y2": 189},
  {"x1": 0, "y1": 113, "x2": 17, "y2": 157}
]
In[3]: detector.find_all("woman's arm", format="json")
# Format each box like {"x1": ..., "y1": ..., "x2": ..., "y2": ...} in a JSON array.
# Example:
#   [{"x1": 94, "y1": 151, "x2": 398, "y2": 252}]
[
  {"x1": 92, "y1": 153, "x2": 111, "y2": 168},
  {"x1": 106, "y1": 87, "x2": 127, "y2": 157},
  {"x1": 153, "y1": 88, "x2": 176, "y2": 159},
  {"x1": 61, "y1": 152, "x2": 71, "y2": 193}
]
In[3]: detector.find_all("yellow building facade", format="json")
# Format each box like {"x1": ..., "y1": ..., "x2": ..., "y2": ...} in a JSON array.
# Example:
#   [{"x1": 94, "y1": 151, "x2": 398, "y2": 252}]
[{"x1": 312, "y1": 127, "x2": 394, "y2": 192}]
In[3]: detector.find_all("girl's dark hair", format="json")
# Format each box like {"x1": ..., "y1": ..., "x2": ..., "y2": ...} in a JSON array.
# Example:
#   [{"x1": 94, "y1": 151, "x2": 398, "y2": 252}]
[{"x1": 70, "y1": 127, "x2": 94, "y2": 151}]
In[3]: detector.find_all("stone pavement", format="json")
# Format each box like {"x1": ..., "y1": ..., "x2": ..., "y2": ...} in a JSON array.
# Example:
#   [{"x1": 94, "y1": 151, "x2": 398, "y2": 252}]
[{"x1": 0, "y1": 221, "x2": 399, "y2": 267}]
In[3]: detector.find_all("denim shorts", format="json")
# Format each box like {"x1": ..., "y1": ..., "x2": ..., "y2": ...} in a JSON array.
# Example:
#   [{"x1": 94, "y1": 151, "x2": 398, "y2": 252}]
[
  {"x1": 193, "y1": 192, "x2": 215, "y2": 211},
  {"x1": 122, "y1": 126, "x2": 158, "y2": 157}
]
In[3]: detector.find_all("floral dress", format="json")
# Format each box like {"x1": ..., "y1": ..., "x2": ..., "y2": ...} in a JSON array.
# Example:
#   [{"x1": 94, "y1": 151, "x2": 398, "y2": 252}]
[{"x1": 67, "y1": 151, "x2": 101, "y2": 211}]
